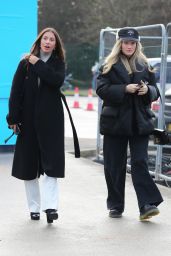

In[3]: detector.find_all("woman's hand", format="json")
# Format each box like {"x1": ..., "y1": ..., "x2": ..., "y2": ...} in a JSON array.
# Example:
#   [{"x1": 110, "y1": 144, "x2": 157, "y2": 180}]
[
  {"x1": 28, "y1": 55, "x2": 39, "y2": 65},
  {"x1": 9, "y1": 124, "x2": 17, "y2": 134},
  {"x1": 9, "y1": 124, "x2": 20, "y2": 135},
  {"x1": 125, "y1": 84, "x2": 139, "y2": 94},
  {"x1": 24, "y1": 53, "x2": 31, "y2": 60},
  {"x1": 137, "y1": 81, "x2": 149, "y2": 95},
  {"x1": 24, "y1": 54, "x2": 39, "y2": 64}
]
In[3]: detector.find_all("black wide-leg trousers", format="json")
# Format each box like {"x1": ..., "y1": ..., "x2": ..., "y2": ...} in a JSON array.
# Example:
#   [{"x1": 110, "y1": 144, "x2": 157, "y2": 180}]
[{"x1": 103, "y1": 134, "x2": 163, "y2": 212}]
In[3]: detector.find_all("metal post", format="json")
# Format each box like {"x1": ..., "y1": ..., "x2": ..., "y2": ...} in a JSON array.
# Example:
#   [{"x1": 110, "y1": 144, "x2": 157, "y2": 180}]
[
  {"x1": 96, "y1": 29, "x2": 105, "y2": 161},
  {"x1": 155, "y1": 24, "x2": 167, "y2": 180}
]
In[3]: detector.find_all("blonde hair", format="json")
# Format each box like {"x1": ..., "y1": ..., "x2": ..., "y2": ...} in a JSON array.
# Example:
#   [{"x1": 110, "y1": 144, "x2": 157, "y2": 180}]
[
  {"x1": 102, "y1": 39, "x2": 153, "y2": 74},
  {"x1": 30, "y1": 27, "x2": 65, "y2": 61}
]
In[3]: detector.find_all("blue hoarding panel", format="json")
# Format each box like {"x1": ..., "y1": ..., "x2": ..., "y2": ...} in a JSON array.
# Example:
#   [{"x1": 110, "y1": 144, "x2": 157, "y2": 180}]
[{"x1": 0, "y1": 1, "x2": 37, "y2": 145}]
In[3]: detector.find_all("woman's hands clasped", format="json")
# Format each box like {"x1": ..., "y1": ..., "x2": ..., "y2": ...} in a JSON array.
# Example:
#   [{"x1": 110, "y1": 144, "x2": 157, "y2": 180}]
[
  {"x1": 125, "y1": 80, "x2": 148, "y2": 95},
  {"x1": 125, "y1": 83, "x2": 139, "y2": 94}
]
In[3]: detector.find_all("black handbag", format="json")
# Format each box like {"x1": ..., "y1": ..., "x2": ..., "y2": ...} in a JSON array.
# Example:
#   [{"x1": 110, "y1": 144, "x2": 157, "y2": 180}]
[{"x1": 151, "y1": 128, "x2": 170, "y2": 145}]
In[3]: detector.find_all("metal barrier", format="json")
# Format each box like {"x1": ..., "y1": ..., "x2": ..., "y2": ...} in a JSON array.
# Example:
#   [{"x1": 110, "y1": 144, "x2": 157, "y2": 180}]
[
  {"x1": 96, "y1": 24, "x2": 171, "y2": 183},
  {"x1": 157, "y1": 22, "x2": 171, "y2": 182}
]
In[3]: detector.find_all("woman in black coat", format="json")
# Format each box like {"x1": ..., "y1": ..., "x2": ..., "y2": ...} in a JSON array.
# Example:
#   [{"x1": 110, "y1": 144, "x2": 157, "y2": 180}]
[
  {"x1": 96, "y1": 28, "x2": 163, "y2": 221},
  {"x1": 7, "y1": 27, "x2": 66, "y2": 223}
]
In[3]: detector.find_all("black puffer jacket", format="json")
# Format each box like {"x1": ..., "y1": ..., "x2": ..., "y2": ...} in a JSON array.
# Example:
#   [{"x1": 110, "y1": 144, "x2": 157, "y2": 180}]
[{"x1": 96, "y1": 59, "x2": 159, "y2": 136}]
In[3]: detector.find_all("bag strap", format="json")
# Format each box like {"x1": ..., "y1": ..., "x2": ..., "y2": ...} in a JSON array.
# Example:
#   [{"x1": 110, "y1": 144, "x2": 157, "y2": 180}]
[
  {"x1": 4, "y1": 132, "x2": 15, "y2": 144},
  {"x1": 60, "y1": 92, "x2": 80, "y2": 158}
]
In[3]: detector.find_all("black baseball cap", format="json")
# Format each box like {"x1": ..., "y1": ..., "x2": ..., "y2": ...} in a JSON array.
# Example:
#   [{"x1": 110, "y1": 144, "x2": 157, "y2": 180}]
[{"x1": 118, "y1": 28, "x2": 140, "y2": 42}]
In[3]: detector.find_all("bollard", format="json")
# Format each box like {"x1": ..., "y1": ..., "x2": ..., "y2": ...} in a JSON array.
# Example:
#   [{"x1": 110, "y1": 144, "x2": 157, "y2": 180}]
[
  {"x1": 86, "y1": 88, "x2": 94, "y2": 111},
  {"x1": 73, "y1": 87, "x2": 80, "y2": 108}
]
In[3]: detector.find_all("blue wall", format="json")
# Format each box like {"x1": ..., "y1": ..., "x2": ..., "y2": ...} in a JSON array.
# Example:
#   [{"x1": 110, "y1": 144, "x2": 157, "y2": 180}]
[{"x1": 0, "y1": 0, "x2": 37, "y2": 145}]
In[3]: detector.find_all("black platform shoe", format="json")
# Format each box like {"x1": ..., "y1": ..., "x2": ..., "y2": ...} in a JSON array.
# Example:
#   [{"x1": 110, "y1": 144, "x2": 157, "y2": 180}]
[
  {"x1": 45, "y1": 209, "x2": 58, "y2": 223},
  {"x1": 30, "y1": 212, "x2": 40, "y2": 220},
  {"x1": 109, "y1": 209, "x2": 123, "y2": 218},
  {"x1": 140, "y1": 204, "x2": 159, "y2": 221}
]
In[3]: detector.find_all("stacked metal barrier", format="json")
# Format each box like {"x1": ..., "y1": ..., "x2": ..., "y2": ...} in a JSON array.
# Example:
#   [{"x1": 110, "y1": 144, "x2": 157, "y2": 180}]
[{"x1": 96, "y1": 24, "x2": 171, "y2": 184}]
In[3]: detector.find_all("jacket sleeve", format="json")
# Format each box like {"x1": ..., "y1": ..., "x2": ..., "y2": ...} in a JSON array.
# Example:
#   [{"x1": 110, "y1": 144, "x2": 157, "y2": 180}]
[
  {"x1": 147, "y1": 71, "x2": 160, "y2": 101},
  {"x1": 32, "y1": 58, "x2": 65, "y2": 88},
  {"x1": 142, "y1": 71, "x2": 159, "y2": 104},
  {"x1": 7, "y1": 60, "x2": 27, "y2": 125},
  {"x1": 96, "y1": 69, "x2": 127, "y2": 104}
]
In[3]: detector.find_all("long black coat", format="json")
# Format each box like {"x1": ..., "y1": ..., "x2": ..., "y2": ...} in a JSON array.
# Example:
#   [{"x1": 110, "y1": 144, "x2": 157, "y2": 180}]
[
  {"x1": 96, "y1": 60, "x2": 159, "y2": 136},
  {"x1": 7, "y1": 54, "x2": 65, "y2": 180}
]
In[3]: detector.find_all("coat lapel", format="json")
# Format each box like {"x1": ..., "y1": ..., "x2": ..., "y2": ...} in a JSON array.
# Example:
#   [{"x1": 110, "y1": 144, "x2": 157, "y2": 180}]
[
  {"x1": 112, "y1": 59, "x2": 148, "y2": 84},
  {"x1": 112, "y1": 60, "x2": 131, "y2": 84},
  {"x1": 46, "y1": 53, "x2": 56, "y2": 65},
  {"x1": 132, "y1": 63, "x2": 147, "y2": 84}
]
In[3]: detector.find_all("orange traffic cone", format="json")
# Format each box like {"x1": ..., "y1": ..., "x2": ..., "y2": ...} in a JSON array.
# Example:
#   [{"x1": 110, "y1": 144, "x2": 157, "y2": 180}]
[
  {"x1": 86, "y1": 88, "x2": 94, "y2": 111},
  {"x1": 73, "y1": 87, "x2": 80, "y2": 108}
]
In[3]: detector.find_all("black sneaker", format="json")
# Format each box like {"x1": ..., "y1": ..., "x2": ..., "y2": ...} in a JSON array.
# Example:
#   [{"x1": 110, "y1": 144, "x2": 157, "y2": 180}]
[
  {"x1": 140, "y1": 204, "x2": 159, "y2": 221},
  {"x1": 109, "y1": 209, "x2": 122, "y2": 218}
]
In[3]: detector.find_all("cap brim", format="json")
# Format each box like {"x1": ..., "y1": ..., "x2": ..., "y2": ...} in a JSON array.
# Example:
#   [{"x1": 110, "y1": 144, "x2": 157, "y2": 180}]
[{"x1": 120, "y1": 37, "x2": 139, "y2": 42}]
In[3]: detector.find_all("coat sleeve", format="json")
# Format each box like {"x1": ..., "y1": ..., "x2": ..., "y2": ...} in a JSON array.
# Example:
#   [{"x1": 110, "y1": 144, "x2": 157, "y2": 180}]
[
  {"x1": 147, "y1": 71, "x2": 160, "y2": 101},
  {"x1": 96, "y1": 69, "x2": 127, "y2": 104},
  {"x1": 32, "y1": 58, "x2": 65, "y2": 88},
  {"x1": 142, "y1": 70, "x2": 159, "y2": 104},
  {"x1": 7, "y1": 60, "x2": 27, "y2": 125}
]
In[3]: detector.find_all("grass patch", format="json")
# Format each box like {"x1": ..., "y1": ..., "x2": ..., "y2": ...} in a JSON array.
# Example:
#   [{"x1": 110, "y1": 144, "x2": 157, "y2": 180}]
[{"x1": 62, "y1": 89, "x2": 97, "y2": 97}]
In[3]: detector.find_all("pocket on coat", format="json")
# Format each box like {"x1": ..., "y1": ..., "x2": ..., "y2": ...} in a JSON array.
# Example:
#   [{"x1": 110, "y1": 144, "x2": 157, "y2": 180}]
[
  {"x1": 100, "y1": 106, "x2": 119, "y2": 135},
  {"x1": 145, "y1": 108, "x2": 156, "y2": 127},
  {"x1": 139, "y1": 107, "x2": 156, "y2": 135},
  {"x1": 145, "y1": 108, "x2": 155, "y2": 118}
]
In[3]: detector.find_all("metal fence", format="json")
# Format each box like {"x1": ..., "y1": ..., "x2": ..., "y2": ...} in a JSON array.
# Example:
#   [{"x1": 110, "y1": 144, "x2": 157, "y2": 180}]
[{"x1": 96, "y1": 24, "x2": 171, "y2": 183}]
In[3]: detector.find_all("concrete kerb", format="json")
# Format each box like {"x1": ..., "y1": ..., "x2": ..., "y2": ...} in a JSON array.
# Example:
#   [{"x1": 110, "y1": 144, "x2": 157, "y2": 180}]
[{"x1": 70, "y1": 149, "x2": 96, "y2": 158}]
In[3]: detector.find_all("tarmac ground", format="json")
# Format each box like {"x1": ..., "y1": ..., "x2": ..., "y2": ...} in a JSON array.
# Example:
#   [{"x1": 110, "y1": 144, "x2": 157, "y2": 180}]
[{"x1": 0, "y1": 96, "x2": 171, "y2": 256}]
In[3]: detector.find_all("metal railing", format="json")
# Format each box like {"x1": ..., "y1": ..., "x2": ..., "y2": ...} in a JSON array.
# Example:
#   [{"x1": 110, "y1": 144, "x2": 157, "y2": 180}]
[{"x1": 96, "y1": 24, "x2": 171, "y2": 183}]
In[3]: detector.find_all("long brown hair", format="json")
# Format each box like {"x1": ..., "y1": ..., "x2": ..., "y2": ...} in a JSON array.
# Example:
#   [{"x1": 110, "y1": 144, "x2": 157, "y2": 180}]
[{"x1": 30, "y1": 27, "x2": 65, "y2": 61}]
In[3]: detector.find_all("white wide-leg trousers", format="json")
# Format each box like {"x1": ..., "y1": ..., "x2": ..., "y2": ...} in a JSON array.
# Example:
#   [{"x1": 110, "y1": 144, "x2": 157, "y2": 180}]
[{"x1": 24, "y1": 174, "x2": 59, "y2": 213}]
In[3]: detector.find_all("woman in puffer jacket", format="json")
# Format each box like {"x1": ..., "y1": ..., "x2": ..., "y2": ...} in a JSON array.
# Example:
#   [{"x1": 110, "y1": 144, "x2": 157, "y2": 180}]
[{"x1": 96, "y1": 27, "x2": 163, "y2": 221}]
